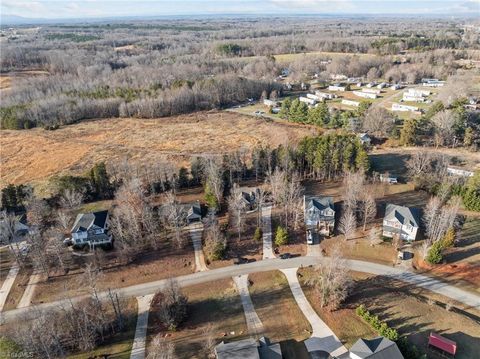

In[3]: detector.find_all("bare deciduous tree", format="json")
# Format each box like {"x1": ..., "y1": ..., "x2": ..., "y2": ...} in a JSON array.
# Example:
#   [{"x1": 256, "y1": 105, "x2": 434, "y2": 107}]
[
  {"x1": 362, "y1": 107, "x2": 395, "y2": 137},
  {"x1": 307, "y1": 246, "x2": 352, "y2": 310},
  {"x1": 161, "y1": 191, "x2": 187, "y2": 248},
  {"x1": 359, "y1": 192, "x2": 376, "y2": 231},
  {"x1": 338, "y1": 207, "x2": 356, "y2": 240},
  {"x1": 59, "y1": 188, "x2": 85, "y2": 209},
  {"x1": 228, "y1": 184, "x2": 247, "y2": 241},
  {"x1": 147, "y1": 335, "x2": 176, "y2": 359}
]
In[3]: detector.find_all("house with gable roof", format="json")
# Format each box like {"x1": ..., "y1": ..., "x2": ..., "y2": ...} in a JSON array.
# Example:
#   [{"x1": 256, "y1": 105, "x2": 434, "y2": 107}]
[{"x1": 382, "y1": 204, "x2": 421, "y2": 241}]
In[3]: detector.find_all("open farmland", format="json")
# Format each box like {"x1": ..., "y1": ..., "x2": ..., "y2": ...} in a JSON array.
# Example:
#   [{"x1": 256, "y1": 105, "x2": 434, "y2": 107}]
[{"x1": 0, "y1": 111, "x2": 316, "y2": 189}]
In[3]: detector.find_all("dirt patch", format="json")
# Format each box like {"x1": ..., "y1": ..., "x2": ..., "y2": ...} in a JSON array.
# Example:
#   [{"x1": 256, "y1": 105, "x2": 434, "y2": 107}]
[
  {"x1": 0, "y1": 111, "x2": 313, "y2": 189},
  {"x1": 0, "y1": 70, "x2": 49, "y2": 91}
]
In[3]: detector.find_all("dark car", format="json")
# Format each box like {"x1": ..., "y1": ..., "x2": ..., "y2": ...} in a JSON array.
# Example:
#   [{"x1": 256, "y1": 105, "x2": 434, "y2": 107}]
[
  {"x1": 280, "y1": 253, "x2": 291, "y2": 259},
  {"x1": 233, "y1": 257, "x2": 247, "y2": 265}
]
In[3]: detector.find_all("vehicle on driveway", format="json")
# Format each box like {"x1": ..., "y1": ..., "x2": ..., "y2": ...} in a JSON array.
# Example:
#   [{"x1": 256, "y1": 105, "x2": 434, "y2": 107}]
[
  {"x1": 306, "y1": 229, "x2": 314, "y2": 245},
  {"x1": 280, "y1": 253, "x2": 291, "y2": 259},
  {"x1": 233, "y1": 257, "x2": 248, "y2": 265}
]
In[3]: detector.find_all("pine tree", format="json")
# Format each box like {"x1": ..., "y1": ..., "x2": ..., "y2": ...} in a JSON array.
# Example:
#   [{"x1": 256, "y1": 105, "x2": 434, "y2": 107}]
[
  {"x1": 279, "y1": 98, "x2": 292, "y2": 119},
  {"x1": 400, "y1": 118, "x2": 418, "y2": 146},
  {"x1": 275, "y1": 226, "x2": 289, "y2": 246}
]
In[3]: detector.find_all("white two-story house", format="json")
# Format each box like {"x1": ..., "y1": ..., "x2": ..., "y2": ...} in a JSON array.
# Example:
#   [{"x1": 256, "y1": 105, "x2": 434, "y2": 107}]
[
  {"x1": 70, "y1": 210, "x2": 112, "y2": 248},
  {"x1": 304, "y1": 195, "x2": 335, "y2": 237},
  {"x1": 382, "y1": 204, "x2": 420, "y2": 241}
]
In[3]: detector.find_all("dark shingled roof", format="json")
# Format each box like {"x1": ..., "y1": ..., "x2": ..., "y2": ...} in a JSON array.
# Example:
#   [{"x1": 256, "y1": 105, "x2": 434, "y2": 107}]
[
  {"x1": 350, "y1": 337, "x2": 404, "y2": 359},
  {"x1": 71, "y1": 210, "x2": 108, "y2": 233},
  {"x1": 215, "y1": 338, "x2": 260, "y2": 359}
]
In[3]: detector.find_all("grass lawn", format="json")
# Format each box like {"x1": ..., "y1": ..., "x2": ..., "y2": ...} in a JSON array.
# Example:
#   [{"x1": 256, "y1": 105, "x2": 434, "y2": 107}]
[
  {"x1": 147, "y1": 278, "x2": 248, "y2": 359},
  {"x1": 248, "y1": 271, "x2": 312, "y2": 343},
  {"x1": 32, "y1": 243, "x2": 195, "y2": 303},
  {"x1": 299, "y1": 268, "x2": 480, "y2": 359},
  {"x1": 67, "y1": 298, "x2": 138, "y2": 359}
]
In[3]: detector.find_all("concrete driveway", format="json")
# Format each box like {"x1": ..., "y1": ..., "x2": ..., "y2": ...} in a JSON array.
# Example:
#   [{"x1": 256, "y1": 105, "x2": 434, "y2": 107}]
[
  {"x1": 188, "y1": 222, "x2": 208, "y2": 272},
  {"x1": 130, "y1": 294, "x2": 155, "y2": 359},
  {"x1": 281, "y1": 268, "x2": 348, "y2": 357},
  {"x1": 233, "y1": 274, "x2": 264, "y2": 337},
  {"x1": 261, "y1": 205, "x2": 275, "y2": 259}
]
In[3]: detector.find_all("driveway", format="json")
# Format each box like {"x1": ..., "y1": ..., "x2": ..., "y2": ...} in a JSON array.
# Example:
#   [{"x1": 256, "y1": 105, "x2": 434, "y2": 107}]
[
  {"x1": 0, "y1": 265, "x2": 19, "y2": 312},
  {"x1": 281, "y1": 268, "x2": 348, "y2": 357},
  {"x1": 2, "y1": 256, "x2": 479, "y2": 323},
  {"x1": 261, "y1": 206, "x2": 275, "y2": 259},
  {"x1": 233, "y1": 274, "x2": 264, "y2": 337},
  {"x1": 130, "y1": 294, "x2": 155, "y2": 359},
  {"x1": 188, "y1": 223, "x2": 208, "y2": 272},
  {"x1": 17, "y1": 270, "x2": 42, "y2": 309}
]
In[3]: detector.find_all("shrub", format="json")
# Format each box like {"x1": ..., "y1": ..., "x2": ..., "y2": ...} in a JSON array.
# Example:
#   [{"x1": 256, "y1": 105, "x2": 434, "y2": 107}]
[
  {"x1": 275, "y1": 226, "x2": 289, "y2": 246},
  {"x1": 441, "y1": 227, "x2": 455, "y2": 248},
  {"x1": 253, "y1": 227, "x2": 262, "y2": 241},
  {"x1": 355, "y1": 305, "x2": 399, "y2": 341},
  {"x1": 426, "y1": 241, "x2": 443, "y2": 264}
]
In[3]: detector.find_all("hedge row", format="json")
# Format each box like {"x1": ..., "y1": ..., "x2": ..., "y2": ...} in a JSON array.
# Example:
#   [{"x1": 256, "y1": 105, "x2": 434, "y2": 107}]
[{"x1": 355, "y1": 304, "x2": 399, "y2": 341}]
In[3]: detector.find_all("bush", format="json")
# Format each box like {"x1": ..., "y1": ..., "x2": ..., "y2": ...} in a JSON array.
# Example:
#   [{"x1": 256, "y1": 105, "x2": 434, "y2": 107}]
[
  {"x1": 253, "y1": 227, "x2": 262, "y2": 241},
  {"x1": 355, "y1": 305, "x2": 399, "y2": 341},
  {"x1": 441, "y1": 227, "x2": 455, "y2": 248},
  {"x1": 275, "y1": 226, "x2": 289, "y2": 246},
  {"x1": 426, "y1": 241, "x2": 443, "y2": 264}
]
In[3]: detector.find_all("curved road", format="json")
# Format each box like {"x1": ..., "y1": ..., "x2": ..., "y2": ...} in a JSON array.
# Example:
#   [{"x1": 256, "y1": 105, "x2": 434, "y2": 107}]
[{"x1": 1, "y1": 256, "x2": 479, "y2": 324}]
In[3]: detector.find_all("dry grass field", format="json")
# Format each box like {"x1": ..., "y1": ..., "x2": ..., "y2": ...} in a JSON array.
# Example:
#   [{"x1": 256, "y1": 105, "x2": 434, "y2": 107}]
[
  {"x1": 0, "y1": 111, "x2": 315, "y2": 189},
  {"x1": 0, "y1": 70, "x2": 49, "y2": 90}
]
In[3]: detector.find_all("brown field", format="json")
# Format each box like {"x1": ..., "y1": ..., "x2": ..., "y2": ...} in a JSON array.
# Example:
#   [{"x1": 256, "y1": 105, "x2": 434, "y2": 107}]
[
  {"x1": 0, "y1": 111, "x2": 316, "y2": 189},
  {"x1": 0, "y1": 70, "x2": 49, "y2": 91}
]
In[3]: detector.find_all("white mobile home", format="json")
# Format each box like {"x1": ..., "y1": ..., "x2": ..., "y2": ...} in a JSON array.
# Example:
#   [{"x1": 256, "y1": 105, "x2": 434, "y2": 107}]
[
  {"x1": 392, "y1": 103, "x2": 419, "y2": 112},
  {"x1": 299, "y1": 96, "x2": 317, "y2": 105},
  {"x1": 306, "y1": 93, "x2": 321, "y2": 101},
  {"x1": 390, "y1": 84, "x2": 403, "y2": 90},
  {"x1": 342, "y1": 99, "x2": 360, "y2": 107},
  {"x1": 407, "y1": 88, "x2": 430, "y2": 97},
  {"x1": 403, "y1": 94, "x2": 426, "y2": 103},
  {"x1": 362, "y1": 88, "x2": 381, "y2": 95},
  {"x1": 447, "y1": 167, "x2": 474, "y2": 177},
  {"x1": 353, "y1": 91, "x2": 377, "y2": 99},
  {"x1": 328, "y1": 84, "x2": 347, "y2": 92},
  {"x1": 423, "y1": 81, "x2": 445, "y2": 87},
  {"x1": 315, "y1": 91, "x2": 336, "y2": 100},
  {"x1": 263, "y1": 99, "x2": 278, "y2": 107},
  {"x1": 377, "y1": 82, "x2": 388, "y2": 89}
]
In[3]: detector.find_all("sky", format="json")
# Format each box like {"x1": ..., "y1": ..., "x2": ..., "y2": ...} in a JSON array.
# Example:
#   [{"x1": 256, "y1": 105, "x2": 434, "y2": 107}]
[{"x1": 1, "y1": 0, "x2": 479, "y2": 19}]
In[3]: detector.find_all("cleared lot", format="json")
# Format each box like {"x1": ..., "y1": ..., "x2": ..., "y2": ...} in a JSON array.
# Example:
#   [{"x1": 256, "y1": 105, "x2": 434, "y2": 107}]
[{"x1": 0, "y1": 111, "x2": 315, "y2": 189}]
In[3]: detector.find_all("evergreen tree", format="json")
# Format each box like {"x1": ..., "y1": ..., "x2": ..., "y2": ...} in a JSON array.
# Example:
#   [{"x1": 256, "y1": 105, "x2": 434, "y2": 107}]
[
  {"x1": 89, "y1": 162, "x2": 112, "y2": 199},
  {"x1": 275, "y1": 226, "x2": 289, "y2": 246},
  {"x1": 308, "y1": 102, "x2": 329, "y2": 126},
  {"x1": 279, "y1": 98, "x2": 292, "y2": 119},
  {"x1": 400, "y1": 118, "x2": 418, "y2": 146}
]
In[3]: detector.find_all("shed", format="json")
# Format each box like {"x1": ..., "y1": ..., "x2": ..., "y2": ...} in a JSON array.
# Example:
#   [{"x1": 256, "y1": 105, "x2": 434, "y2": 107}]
[{"x1": 428, "y1": 332, "x2": 457, "y2": 356}]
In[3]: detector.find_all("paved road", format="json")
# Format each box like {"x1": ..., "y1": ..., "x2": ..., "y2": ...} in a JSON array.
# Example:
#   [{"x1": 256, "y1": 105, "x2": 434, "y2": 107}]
[
  {"x1": 0, "y1": 265, "x2": 19, "y2": 312},
  {"x1": 261, "y1": 206, "x2": 275, "y2": 259},
  {"x1": 1, "y1": 256, "x2": 479, "y2": 324},
  {"x1": 17, "y1": 271, "x2": 42, "y2": 309},
  {"x1": 233, "y1": 274, "x2": 264, "y2": 337},
  {"x1": 281, "y1": 268, "x2": 348, "y2": 357},
  {"x1": 188, "y1": 223, "x2": 208, "y2": 272},
  {"x1": 130, "y1": 294, "x2": 155, "y2": 359}
]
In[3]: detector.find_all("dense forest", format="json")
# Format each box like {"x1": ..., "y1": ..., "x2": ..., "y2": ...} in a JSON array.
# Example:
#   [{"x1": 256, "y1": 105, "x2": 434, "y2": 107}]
[{"x1": 1, "y1": 17, "x2": 479, "y2": 129}]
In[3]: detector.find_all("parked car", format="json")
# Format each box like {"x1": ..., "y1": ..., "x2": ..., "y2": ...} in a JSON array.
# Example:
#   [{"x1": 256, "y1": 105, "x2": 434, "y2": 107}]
[
  {"x1": 280, "y1": 253, "x2": 291, "y2": 259},
  {"x1": 233, "y1": 257, "x2": 247, "y2": 265},
  {"x1": 306, "y1": 230, "x2": 314, "y2": 245}
]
